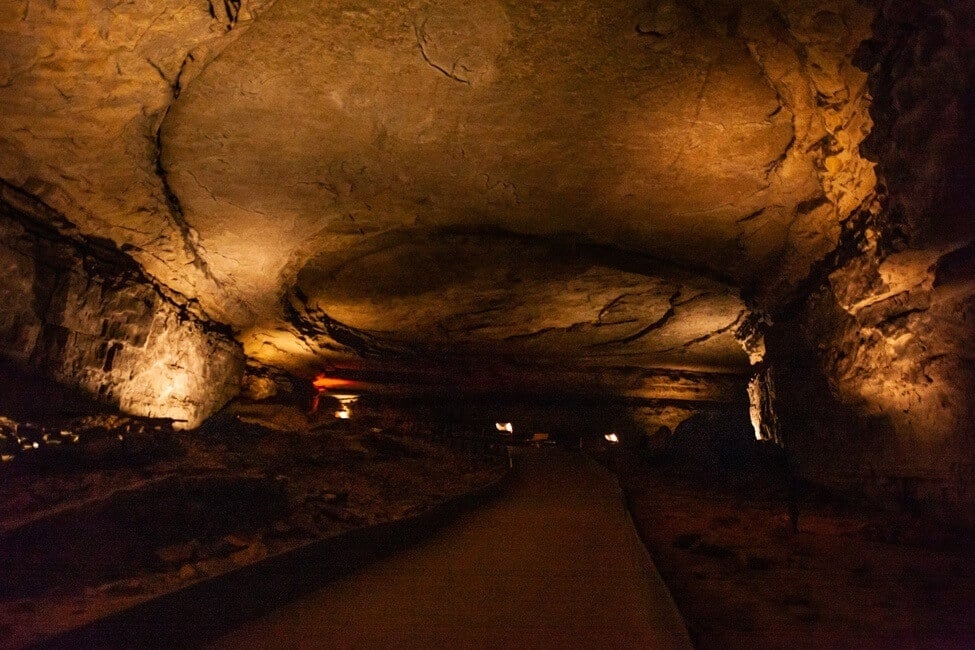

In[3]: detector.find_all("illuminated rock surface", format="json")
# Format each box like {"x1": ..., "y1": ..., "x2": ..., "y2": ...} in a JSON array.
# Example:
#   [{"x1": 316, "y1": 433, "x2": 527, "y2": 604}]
[
  {"x1": 0, "y1": 0, "x2": 875, "y2": 361},
  {"x1": 0, "y1": 0, "x2": 973, "y2": 517},
  {"x1": 757, "y1": 0, "x2": 975, "y2": 523},
  {"x1": 0, "y1": 190, "x2": 244, "y2": 429}
]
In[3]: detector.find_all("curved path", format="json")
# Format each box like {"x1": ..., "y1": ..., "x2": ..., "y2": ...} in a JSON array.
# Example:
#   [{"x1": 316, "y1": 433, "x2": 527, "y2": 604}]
[{"x1": 211, "y1": 447, "x2": 691, "y2": 649}]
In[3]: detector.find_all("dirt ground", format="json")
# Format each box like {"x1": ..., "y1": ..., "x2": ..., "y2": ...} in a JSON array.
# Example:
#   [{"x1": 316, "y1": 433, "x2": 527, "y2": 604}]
[
  {"x1": 610, "y1": 451, "x2": 975, "y2": 648},
  {"x1": 0, "y1": 401, "x2": 506, "y2": 648}
]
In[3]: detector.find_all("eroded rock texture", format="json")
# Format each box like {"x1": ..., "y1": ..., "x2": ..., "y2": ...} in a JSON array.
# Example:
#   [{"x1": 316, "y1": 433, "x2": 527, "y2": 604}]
[
  {"x1": 2, "y1": 0, "x2": 877, "y2": 376},
  {"x1": 768, "y1": 243, "x2": 974, "y2": 521},
  {"x1": 0, "y1": 187, "x2": 244, "y2": 429},
  {"x1": 0, "y1": 0, "x2": 972, "y2": 521},
  {"x1": 757, "y1": 0, "x2": 975, "y2": 523},
  {"x1": 266, "y1": 230, "x2": 749, "y2": 374},
  {"x1": 0, "y1": 0, "x2": 276, "y2": 325}
]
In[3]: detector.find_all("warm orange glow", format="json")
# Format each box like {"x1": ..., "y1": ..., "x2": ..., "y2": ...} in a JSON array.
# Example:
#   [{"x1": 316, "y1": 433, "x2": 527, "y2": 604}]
[
  {"x1": 312, "y1": 375, "x2": 359, "y2": 391},
  {"x1": 331, "y1": 394, "x2": 359, "y2": 419},
  {"x1": 604, "y1": 432, "x2": 619, "y2": 443},
  {"x1": 748, "y1": 376, "x2": 764, "y2": 441},
  {"x1": 495, "y1": 422, "x2": 514, "y2": 433},
  {"x1": 311, "y1": 375, "x2": 363, "y2": 416}
]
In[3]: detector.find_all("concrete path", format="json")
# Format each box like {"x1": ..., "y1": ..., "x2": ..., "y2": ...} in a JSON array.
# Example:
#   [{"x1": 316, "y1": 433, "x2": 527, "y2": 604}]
[{"x1": 211, "y1": 447, "x2": 691, "y2": 649}]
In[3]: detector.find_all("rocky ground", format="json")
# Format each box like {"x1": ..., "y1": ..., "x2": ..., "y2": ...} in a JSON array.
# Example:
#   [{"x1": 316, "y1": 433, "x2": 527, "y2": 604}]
[
  {"x1": 0, "y1": 401, "x2": 506, "y2": 648},
  {"x1": 609, "y1": 447, "x2": 975, "y2": 648}
]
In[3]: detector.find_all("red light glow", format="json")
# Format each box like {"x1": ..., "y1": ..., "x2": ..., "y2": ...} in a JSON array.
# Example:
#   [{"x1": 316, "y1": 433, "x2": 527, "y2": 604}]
[{"x1": 312, "y1": 375, "x2": 359, "y2": 391}]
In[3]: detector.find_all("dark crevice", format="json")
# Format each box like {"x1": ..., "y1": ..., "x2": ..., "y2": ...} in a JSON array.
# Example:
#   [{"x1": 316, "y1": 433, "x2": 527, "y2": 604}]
[
  {"x1": 736, "y1": 208, "x2": 765, "y2": 224},
  {"x1": 502, "y1": 327, "x2": 560, "y2": 343},
  {"x1": 590, "y1": 292, "x2": 682, "y2": 348},
  {"x1": 412, "y1": 19, "x2": 471, "y2": 86},
  {"x1": 675, "y1": 309, "x2": 747, "y2": 350},
  {"x1": 152, "y1": 52, "x2": 218, "y2": 288},
  {"x1": 503, "y1": 321, "x2": 590, "y2": 343},
  {"x1": 0, "y1": 183, "x2": 236, "y2": 338},
  {"x1": 283, "y1": 292, "x2": 413, "y2": 361}
]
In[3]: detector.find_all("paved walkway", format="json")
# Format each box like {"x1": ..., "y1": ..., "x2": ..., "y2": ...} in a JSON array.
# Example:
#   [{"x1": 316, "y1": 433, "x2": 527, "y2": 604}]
[{"x1": 211, "y1": 447, "x2": 691, "y2": 649}]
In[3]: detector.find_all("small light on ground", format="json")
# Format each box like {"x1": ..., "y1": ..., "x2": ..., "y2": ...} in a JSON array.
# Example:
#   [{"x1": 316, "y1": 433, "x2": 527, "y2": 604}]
[
  {"x1": 331, "y1": 394, "x2": 358, "y2": 419},
  {"x1": 495, "y1": 422, "x2": 514, "y2": 433},
  {"x1": 604, "y1": 432, "x2": 619, "y2": 443}
]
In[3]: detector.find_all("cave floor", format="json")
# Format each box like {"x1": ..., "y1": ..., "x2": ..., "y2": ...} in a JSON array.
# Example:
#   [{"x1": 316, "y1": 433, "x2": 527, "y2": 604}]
[
  {"x1": 211, "y1": 447, "x2": 692, "y2": 650},
  {"x1": 615, "y1": 456, "x2": 975, "y2": 648},
  {"x1": 0, "y1": 409, "x2": 504, "y2": 647}
]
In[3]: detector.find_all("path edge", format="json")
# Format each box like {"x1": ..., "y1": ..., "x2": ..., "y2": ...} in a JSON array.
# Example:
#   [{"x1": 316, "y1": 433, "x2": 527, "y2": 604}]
[
  {"x1": 610, "y1": 460, "x2": 695, "y2": 649},
  {"x1": 30, "y1": 467, "x2": 513, "y2": 649}
]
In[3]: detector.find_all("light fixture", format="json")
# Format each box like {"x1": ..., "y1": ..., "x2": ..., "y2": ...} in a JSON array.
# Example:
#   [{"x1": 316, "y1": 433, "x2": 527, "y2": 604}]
[
  {"x1": 495, "y1": 422, "x2": 514, "y2": 433},
  {"x1": 332, "y1": 394, "x2": 358, "y2": 419},
  {"x1": 604, "y1": 432, "x2": 619, "y2": 443}
]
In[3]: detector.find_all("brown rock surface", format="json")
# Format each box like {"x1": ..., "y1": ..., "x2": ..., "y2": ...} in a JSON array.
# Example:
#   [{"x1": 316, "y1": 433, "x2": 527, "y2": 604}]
[
  {"x1": 0, "y1": 0, "x2": 277, "y2": 325},
  {"x1": 0, "y1": 0, "x2": 972, "y2": 523},
  {"x1": 1, "y1": 0, "x2": 878, "y2": 374},
  {"x1": 0, "y1": 195, "x2": 243, "y2": 429},
  {"x1": 756, "y1": 0, "x2": 975, "y2": 523}
]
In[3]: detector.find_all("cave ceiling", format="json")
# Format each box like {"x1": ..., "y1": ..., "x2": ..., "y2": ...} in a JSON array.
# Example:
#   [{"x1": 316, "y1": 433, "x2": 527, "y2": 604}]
[{"x1": 0, "y1": 0, "x2": 875, "y2": 376}]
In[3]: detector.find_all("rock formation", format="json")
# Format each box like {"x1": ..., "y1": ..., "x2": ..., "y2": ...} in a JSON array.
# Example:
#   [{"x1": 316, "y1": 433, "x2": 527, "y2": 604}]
[
  {"x1": 0, "y1": 0, "x2": 972, "y2": 519},
  {"x1": 754, "y1": 0, "x2": 975, "y2": 523},
  {"x1": 0, "y1": 184, "x2": 243, "y2": 429}
]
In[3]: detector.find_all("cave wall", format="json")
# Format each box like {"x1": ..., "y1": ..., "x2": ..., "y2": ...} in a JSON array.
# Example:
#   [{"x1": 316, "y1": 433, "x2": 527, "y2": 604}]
[
  {"x1": 761, "y1": 0, "x2": 975, "y2": 524},
  {"x1": 0, "y1": 0, "x2": 276, "y2": 326},
  {"x1": 766, "y1": 251, "x2": 975, "y2": 522},
  {"x1": 0, "y1": 189, "x2": 244, "y2": 429}
]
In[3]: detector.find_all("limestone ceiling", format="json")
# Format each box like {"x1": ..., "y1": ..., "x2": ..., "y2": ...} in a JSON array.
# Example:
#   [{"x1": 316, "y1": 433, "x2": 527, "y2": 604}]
[
  {"x1": 0, "y1": 0, "x2": 876, "y2": 374},
  {"x1": 255, "y1": 230, "x2": 749, "y2": 373}
]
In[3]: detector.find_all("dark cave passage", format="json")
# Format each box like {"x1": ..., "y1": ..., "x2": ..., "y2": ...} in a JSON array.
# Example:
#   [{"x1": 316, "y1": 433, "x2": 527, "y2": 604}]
[{"x1": 1, "y1": 0, "x2": 974, "y2": 646}]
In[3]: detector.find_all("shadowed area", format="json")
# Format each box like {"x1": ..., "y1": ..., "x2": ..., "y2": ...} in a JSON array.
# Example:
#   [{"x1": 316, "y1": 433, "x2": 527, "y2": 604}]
[
  {"x1": 0, "y1": 0, "x2": 973, "y2": 645},
  {"x1": 211, "y1": 447, "x2": 692, "y2": 649}
]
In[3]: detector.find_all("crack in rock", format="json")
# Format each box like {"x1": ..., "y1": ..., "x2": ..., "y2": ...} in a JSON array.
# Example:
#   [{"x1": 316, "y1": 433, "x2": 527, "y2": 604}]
[
  {"x1": 503, "y1": 321, "x2": 590, "y2": 342},
  {"x1": 412, "y1": 19, "x2": 471, "y2": 86},
  {"x1": 590, "y1": 291, "x2": 683, "y2": 347},
  {"x1": 153, "y1": 111, "x2": 217, "y2": 286},
  {"x1": 663, "y1": 309, "x2": 748, "y2": 353},
  {"x1": 284, "y1": 291, "x2": 414, "y2": 360},
  {"x1": 209, "y1": 0, "x2": 243, "y2": 30},
  {"x1": 146, "y1": 4, "x2": 279, "y2": 321},
  {"x1": 597, "y1": 290, "x2": 650, "y2": 324}
]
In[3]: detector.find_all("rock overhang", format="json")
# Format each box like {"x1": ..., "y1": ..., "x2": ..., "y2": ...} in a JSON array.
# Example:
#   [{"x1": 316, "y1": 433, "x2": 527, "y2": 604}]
[
  {"x1": 0, "y1": 0, "x2": 879, "y2": 383},
  {"x1": 234, "y1": 228, "x2": 750, "y2": 376}
]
